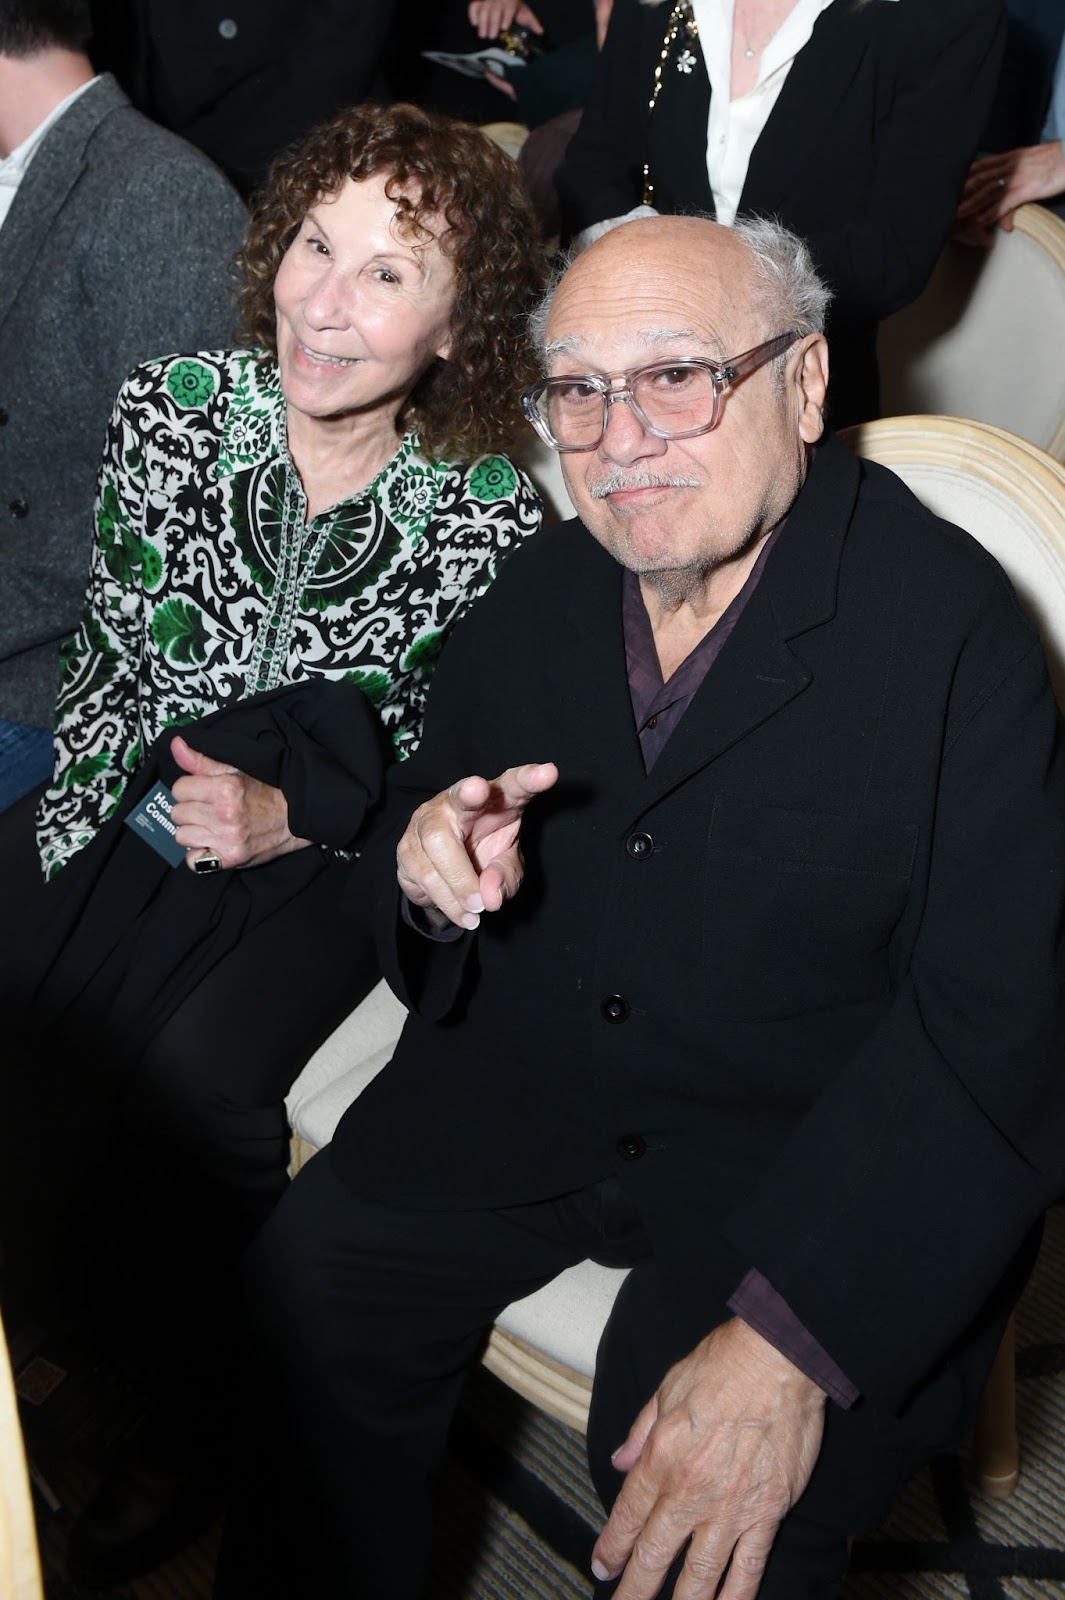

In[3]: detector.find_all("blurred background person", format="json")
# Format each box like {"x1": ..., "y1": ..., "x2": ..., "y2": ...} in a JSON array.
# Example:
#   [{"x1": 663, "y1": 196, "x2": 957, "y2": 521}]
[
  {"x1": 90, "y1": 0, "x2": 399, "y2": 195},
  {"x1": 0, "y1": 0, "x2": 245, "y2": 814},
  {"x1": 556, "y1": 0, "x2": 1006, "y2": 429},
  {"x1": 957, "y1": 29, "x2": 1065, "y2": 244},
  {"x1": 2, "y1": 100, "x2": 545, "y2": 1589},
  {"x1": 979, "y1": 0, "x2": 1064, "y2": 154},
  {"x1": 469, "y1": 0, "x2": 611, "y2": 237}
]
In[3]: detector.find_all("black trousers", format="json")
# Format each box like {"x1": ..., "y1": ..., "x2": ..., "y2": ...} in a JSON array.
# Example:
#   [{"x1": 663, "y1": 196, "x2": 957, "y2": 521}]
[
  {"x1": 1, "y1": 847, "x2": 379, "y2": 1379},
  {"x1": 213, "y1": 1149, "x2": 1009, "y2": 1600}
]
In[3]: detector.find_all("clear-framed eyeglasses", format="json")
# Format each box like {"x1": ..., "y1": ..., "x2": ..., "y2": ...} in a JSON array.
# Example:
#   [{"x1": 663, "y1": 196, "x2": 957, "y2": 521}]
[{"x1": 520, "y1": 330, "x2": 804, "y2": 454}]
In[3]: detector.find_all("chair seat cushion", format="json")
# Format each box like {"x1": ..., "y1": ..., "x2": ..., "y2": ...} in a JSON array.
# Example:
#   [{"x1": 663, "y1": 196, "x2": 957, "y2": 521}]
[{"x1": 495, "y1": 1259, "x2": 630, "y2": 1377}]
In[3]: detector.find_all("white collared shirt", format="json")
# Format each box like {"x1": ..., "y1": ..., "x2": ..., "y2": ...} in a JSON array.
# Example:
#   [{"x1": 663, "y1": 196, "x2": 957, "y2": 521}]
[
  {"x1": 690, "y1": 0, "x2": 835, "y2": 224},
  {"x1": 0, "y1": 76, "x2": 98, "y2": 232}
]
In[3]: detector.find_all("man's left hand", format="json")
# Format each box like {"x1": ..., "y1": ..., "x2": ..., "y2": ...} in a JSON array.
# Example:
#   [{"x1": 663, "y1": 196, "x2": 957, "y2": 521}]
[
  {"x1": 592, "y1": 1318, "x2": 826, "y2": 1600},
  {"x1": 170, "y1": 734, "x2": 311, "y2": 869}
]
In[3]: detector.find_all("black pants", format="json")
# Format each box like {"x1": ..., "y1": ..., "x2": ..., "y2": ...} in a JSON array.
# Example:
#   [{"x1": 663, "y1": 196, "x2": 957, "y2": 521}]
[
  {"x1": 2, "y1": 848, "x2": 379, "y2": 1383},
  {"x1": 213, "y1": 1150, "x2": 1008, "y2": 1600}
]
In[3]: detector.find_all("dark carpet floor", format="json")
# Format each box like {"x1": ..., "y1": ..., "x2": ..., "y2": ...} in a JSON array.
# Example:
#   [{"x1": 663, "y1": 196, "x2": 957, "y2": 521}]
[{"x1": 12, "y1": 1206, "x2": 1065, "y2": 1599}]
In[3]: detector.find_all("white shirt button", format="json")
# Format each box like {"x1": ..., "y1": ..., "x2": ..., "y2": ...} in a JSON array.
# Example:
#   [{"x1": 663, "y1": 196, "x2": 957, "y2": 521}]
[{"x1": 218, "y1": 17, "x2": 238, "y2": 39}]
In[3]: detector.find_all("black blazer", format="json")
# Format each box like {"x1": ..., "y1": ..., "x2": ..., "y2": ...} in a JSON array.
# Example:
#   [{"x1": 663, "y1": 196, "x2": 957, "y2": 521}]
[
  {"x1": 335, "y1": 434, "x2": 1065, "y2": 1412},
  {"x1": 93, "y1": 0, "x2": 398, "y2": 193},
  {"x1": 557, "y1": 0, "x2": 1006, "y2": 427}
]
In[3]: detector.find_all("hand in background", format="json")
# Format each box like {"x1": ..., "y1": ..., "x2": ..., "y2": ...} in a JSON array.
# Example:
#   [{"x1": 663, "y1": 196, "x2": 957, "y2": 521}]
[
  {"x1": 955, "y1": 142, "x2": 1065, "y2": 247},
  {"x1": 397, "y1": 762, "x2": 558, "y2": 930},
  {"x1": 468, "y1": 1, "x2": 543, "y2": 40},
  {"x1": 592, "y1": 1318, "x2": 826, "y2": 1600},
  {"x1": 170, "y1": 734, "x2": 311, "y2": 870}
]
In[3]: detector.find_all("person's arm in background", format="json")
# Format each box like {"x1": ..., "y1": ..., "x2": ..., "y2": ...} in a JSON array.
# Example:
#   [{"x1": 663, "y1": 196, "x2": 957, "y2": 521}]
[
  {"x1": 956, "y1": 34, "x2": 1065, "y2": 244},
  {"x1": 84, "y1": 150, "x2": 246, "y2": 395},
  {"x1": 36, "y1": 382, "x2": 152, "y2": 879}
]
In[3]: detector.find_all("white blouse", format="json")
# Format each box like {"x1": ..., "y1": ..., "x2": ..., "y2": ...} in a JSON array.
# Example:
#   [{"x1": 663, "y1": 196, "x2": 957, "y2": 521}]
[{"x1": 691, "y1": 0, "x2": 836, "y2": 224}]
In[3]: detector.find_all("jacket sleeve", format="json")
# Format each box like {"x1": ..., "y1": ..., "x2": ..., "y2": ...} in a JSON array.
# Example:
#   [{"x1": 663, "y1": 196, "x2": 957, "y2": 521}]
[
  {"x1": 82, "y1": 152, "x2": 246, "y2": 393},
  {"x1": 363, "y1": 538, "x2": 548, "y2": 1017},
  {"x1": 801, "y1": 0, "x2": 1006, "y2": 321},
  {"x1": 36, "y1": 380, "x2": 152, "y2": 879},
  {"x1": 717, "y1": 613, "x2": 1065, "y2": 1411}
]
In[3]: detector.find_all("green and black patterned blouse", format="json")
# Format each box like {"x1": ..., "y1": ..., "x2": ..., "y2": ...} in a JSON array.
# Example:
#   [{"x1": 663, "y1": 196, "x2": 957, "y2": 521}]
[{"x1": 37, "y1": 350, "x2": 542, "y2": 879}]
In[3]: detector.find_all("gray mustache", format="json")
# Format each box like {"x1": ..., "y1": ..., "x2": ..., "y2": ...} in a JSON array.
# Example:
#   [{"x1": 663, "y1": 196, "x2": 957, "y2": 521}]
[{"x1": 587, "y1": 470, "x2": 702, "y2": 499}]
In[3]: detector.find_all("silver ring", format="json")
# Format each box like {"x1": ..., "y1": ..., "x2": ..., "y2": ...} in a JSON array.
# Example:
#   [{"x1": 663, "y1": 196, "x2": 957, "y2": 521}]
[{"x1": 192, "y1": 849, "x2": 223, "y2": 875}]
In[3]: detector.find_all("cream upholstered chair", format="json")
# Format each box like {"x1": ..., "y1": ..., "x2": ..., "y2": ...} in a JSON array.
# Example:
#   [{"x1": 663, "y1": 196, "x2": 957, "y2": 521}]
[
  {"x1": 0, "y1": 1309, "x2": 45, "y2": 1600},
  {"x1": 287, "y1": 414, "x2": 1065, "y2": 1465},
  {"x1": 479, "y1": 120, "x2": 531, "y2": 164},
  {"x1": 840, "y1": 413, "x2": 1065, "y2": 1497},
  {"x1": 878, "y1": 204, "x2": 1065, "y2": 462},
  {"x1": 839, "y1": 415, "x2": 1065, "y2": 697},
  {"x1": 286, "y1": 983, "x2": 626, "y2": 1430}
]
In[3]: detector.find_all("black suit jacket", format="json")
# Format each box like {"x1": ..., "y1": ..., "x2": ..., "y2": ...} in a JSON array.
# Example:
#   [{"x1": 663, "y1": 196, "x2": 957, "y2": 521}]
[
  {"x1": 333, "y1": 433, "x2": 1065, "y2": 1412},
  {"x1": 557, "y1": 0, "x2": 1006, "y2": 427},
  {"x1": 92, "y1": 0, "x2": 397, "y2": 193}
]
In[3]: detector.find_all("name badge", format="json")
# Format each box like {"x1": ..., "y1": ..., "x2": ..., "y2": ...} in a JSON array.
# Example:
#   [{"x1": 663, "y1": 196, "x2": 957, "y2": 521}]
[{"x1": 124, "y1": 782, "x2": 186, "y2": 867}]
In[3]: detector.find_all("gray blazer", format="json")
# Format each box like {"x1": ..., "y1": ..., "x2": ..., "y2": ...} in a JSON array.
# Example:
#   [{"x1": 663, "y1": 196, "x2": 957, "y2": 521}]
[{"x1": 0, "y1": 74, "x2": 246, "y2": 727}]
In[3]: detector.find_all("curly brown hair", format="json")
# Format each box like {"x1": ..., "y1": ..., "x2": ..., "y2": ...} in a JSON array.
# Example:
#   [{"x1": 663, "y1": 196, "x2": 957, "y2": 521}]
[{"x1": 236, "y1": 102, "x2": 547, "y2": 463}]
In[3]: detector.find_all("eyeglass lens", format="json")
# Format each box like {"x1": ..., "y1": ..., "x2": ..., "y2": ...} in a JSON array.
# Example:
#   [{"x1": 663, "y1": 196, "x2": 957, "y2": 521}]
[{"x1": 540, "y1": 363, "x2": 717, "y2": 447}]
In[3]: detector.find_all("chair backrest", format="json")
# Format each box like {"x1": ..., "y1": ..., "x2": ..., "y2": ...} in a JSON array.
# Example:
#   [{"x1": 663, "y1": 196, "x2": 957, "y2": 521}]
[
  {"x1": 510, "y1": 433, "x2": 579, "y2": 525},
  {"x1": 0, "y1": 1310, "x2": 44, "y2": 1600},
  {"x1": 479, "y1": 120, "x2": 531, "y2": 163},
  {"x1": 839, "y1": 415, "x2": 1065, "y2": 708},
  {"x1": 877, "y1": 206, "x2": 1065, "y2": 462}
]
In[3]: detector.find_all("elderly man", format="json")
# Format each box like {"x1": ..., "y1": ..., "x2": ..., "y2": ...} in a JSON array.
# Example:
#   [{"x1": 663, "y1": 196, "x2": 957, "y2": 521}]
[{"x1": 215, "y1": 215, "x2": 1065, "y2": 1600}]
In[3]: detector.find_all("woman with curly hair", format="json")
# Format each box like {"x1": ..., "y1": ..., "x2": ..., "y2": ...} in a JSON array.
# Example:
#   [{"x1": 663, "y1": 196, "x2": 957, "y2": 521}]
[{"x1": 4, "y1": 101, "x2": 545, "y2": 1587}]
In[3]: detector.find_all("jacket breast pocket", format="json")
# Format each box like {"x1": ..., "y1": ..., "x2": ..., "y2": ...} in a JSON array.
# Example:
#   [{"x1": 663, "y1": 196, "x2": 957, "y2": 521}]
[{"x1": 701, "y1": 796, "x2": 918, "y2": 1019}]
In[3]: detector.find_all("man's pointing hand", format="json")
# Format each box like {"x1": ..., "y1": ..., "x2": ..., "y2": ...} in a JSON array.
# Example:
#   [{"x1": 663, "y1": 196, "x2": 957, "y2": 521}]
[{"x1": 397, "y1": 762, "x2": 559, "y2": 929}]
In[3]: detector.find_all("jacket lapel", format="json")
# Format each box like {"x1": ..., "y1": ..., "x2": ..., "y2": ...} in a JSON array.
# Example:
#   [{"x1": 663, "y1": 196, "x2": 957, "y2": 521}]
[
  {"x1": 0, "y1": 76, "x2": 123, "y2": 335},
  {"x1": 633, "y1": 434, "x2": 860, "y2": 812},
  {"x1": 739, "y1": 1, "x2": 876, "y2": 219}
]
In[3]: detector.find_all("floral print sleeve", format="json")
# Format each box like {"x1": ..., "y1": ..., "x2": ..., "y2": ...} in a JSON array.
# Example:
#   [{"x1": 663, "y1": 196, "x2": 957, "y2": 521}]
[
  {"x1": 37, "y1": 383, "x2": 150, "y2": 879},
  {"x1": 34, "y1": 349, "x2": 543, "y2": 879},
  {"x1": 373, "y1": 451, "x2": 544, "y2": 761}
]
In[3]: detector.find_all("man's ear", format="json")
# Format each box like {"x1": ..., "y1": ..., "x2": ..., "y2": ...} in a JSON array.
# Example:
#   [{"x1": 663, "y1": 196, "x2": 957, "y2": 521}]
[{"x1": 794, "y1": 334, "x2": 829, "y2": 444}]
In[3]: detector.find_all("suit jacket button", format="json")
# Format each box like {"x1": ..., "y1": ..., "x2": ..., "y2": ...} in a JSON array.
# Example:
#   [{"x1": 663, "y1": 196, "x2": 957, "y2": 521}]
[
  {"x1": 601, "y1": 994, "x2": 629, "y2": 1023},
  {"x1": 9, "y1": 498, "x2": 28, "y2": 518},
  {"x1": 626, "y1": 831, "x2": 653, "y2": 859},
  {"x1": 218, "y1": 17, "x2": 238, "y2": 37},
  {"x1": 617, "y1": 1134, "x2": 646, "y2": 1161}
]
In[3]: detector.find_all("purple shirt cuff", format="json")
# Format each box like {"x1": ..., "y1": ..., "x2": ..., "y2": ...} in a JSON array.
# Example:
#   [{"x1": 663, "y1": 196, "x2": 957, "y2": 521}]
[{"x1": 727, "y1": 1268, "x2": 859, "y2": 1409}]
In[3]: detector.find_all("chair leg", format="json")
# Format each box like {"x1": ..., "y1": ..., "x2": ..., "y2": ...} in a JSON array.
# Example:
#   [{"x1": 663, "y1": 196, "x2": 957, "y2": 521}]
[{"x1": 973, "y1": 1315, "x2": 1019, "y2": 1498}]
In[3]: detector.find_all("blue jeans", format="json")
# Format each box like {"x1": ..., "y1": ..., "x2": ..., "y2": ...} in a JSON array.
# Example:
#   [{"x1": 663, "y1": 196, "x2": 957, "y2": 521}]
[{"x1": 0, "y1": 718, "x2": 54, "y2": 814}]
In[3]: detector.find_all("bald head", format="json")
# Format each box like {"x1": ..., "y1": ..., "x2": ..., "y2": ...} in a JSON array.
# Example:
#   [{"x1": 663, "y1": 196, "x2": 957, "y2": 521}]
[{"x1": 532, "y1": 213, "x2": 829, "y2": 367}]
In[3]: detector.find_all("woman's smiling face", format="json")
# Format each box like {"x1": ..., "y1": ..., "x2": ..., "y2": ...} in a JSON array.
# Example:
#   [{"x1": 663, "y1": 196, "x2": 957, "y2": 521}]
[{"x1": 273, "y1": 172, "x2": 457, "y2": 429}]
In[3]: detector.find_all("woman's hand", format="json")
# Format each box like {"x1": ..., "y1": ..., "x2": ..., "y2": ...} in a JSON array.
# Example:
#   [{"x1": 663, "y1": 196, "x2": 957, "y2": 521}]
[
  {"x1": 170, "y1": 734, "x2": 312, "y2": 870},
  {"x1": 468, "y1": 1, "x2": 543, "y2": 40},
  {"x1": 955, "y1": 142, "x2": 1065, "y2": 246}
]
